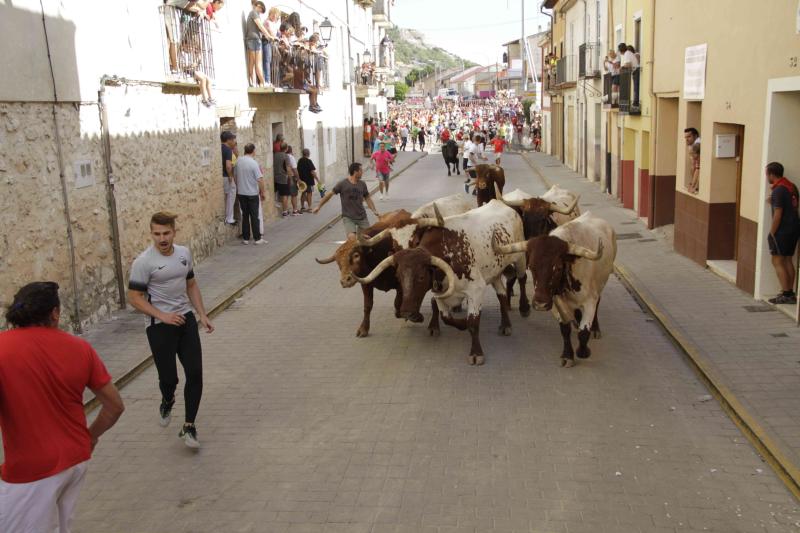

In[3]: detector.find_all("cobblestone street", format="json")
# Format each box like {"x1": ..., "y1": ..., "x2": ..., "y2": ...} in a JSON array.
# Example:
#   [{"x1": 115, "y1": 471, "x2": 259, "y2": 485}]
[{"x1": 75, "y1": 154, "x2": 800, "y2": 532}]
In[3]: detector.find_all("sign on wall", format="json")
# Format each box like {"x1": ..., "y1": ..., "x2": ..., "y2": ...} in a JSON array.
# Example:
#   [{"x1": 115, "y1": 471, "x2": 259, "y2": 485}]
[{"x1": 683, "y1": 43, "x2": 708, "y2": 101}]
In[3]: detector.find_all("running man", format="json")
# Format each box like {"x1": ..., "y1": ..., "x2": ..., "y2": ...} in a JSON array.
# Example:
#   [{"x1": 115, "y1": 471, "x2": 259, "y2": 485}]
[
  {"x1": 313, "y1": 162, "x2": 380, "y2": 239},
  {"x1": 491, "y1": 134, "x2": 507, "y2": 165},
  {"x1": 370, "y1": 141, "x2": 395, "y2": 200},
  {"x1": 127, "y1": 211, "x2": 214, "y2": 449}
]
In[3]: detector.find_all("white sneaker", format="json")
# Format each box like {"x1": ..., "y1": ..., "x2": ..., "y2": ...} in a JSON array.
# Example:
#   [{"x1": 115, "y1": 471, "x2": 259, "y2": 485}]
[
  {"x1": 384, "y1": 193, "x2": 389, "y2": 200},
  {"x1": 378, "y1": 192, "x2": 384, "y2": 200},
  {"x1": 254, "y1": 239, "x2": 268, "y2": 245},
  {"x1": 179, "y1": 425, "x2": 201, "y2": 449},
  {"x1": 242, "y1": 240, "x2": 249, "y2": 245}
]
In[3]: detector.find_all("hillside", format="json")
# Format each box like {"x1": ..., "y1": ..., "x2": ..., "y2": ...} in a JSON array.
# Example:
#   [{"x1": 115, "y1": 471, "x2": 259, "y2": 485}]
[{"x1": 388, "y1": 27, "x2": 477, "y2": 76}]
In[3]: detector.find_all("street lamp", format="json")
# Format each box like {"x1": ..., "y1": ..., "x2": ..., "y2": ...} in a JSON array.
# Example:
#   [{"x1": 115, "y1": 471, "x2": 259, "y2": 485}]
[
  {"x1": 363, "y1": 49, "x2": 372, "y2": 64},
  {"x1": 319, "y1": 17, "x2": 333, "y2": 43}
]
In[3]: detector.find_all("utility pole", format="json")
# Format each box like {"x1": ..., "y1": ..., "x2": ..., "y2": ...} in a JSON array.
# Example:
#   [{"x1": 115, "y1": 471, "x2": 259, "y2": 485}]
[{"x1": 521, "y1": 0, "x2": 527, "y2": 93}]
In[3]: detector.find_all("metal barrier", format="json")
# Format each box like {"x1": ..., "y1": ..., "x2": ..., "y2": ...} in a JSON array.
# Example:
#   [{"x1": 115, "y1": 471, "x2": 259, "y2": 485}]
[
  {"x1": 618, "y1": 67, "x2": 641, "y2": 115},
  {"x1": 159, "y1": 5, "x2": 215, "y2": 81},
  {"x1": 556, "y1": 55, "x2": 576, "y2": 85}
]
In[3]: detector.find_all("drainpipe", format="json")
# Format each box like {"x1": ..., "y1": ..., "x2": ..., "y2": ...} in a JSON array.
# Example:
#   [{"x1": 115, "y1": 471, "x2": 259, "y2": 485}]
[
  {"x1": 540, "y1": 2, "x2": 554, "y2": 54},
  {"x1": 39, "y1": 1, "x2": 82, "y2": 331},
  {"x1": 582, "y1": 0, "x2": 588, "y2": 178},
  {"x1": 648, "y1": 0, "x2": 657, "y2": 228},
  {"x1": 98, "y1": 76, "x2": 127, "y2": 308},
  {"x1": 345, "y1": 0, "x2": 356, "y2": 163}
]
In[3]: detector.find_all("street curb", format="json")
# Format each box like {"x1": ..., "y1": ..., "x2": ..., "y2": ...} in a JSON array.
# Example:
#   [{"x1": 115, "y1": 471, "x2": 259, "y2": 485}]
[
  {"x1": 521, "y1": 152, "x2": 800, "y2": 501},
  {"x1": 84, "y1": 154, "x2": 424, "y2": 413}
]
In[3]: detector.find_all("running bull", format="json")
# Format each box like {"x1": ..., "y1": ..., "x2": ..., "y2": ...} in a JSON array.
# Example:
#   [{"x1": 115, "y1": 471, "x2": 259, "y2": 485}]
[
  {"x1": 354, "y1": 200, "x2": 529, "y2": 365},
  {"x1": 442, "y1": 139, "x2": 460, "y2": 176},
  {"x1": 494, "y1": 212, "x2": 617, "y2": 367}
]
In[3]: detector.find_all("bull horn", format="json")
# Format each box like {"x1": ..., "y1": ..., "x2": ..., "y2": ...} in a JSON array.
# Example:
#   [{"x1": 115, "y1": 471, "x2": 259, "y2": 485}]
[
  {"x1": 493, "y1": 238, "x2": 528, "y2": 255},
  {"x1": 432, "y1": 202, "x2": 444, "y2": 226},
  {"x1": 351, "y1": 254, "x2": 396, "y2": 284},
  {"x1": 357, "y1": 228, "x2": 391, "y2": 247},
  {"x1": 549, "y1": 194, "x2": 580, "y2": 215},
  {"x1": 430, "y1": 256, "x2": 457, "y2": 300},
  {"x1": 568, "y1": 238, "x2": 604, "y2": 261},
  {"x1": 493, "y1": 182, "x2": 503, "y2": 202},
  {"x1": 498, "y1": 186, "x2": 524, "y2": 207},
  {"x1": 315, "y1": 253, "x2": 336, "y2": 264}
]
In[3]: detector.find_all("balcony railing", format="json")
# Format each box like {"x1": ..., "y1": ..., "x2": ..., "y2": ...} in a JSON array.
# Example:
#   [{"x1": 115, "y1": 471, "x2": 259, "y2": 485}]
[
  {"x1": 578, "y1": 43, "x2": 601, "y2": 79},
  {"x1": 556, "y1": 55, "x2": 577, "y2": 85},
  {"x1": 618, "y1": 67, "x2": 641, "y2": 115},
  {"x1": 159, "y1": 5, "x2": 215, "y2": 82},
  {"x1": 256, "y1": 40, "x2": 329, "y2": 92},
  {"x1": 602, "y1": 73, "x2": 618, "y2": 108}
]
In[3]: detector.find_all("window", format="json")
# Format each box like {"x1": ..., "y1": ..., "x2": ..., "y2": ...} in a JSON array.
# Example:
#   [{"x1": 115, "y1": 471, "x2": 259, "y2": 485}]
[{"x1": 634, "y1": 18, "x2": 641, "y2": 55}]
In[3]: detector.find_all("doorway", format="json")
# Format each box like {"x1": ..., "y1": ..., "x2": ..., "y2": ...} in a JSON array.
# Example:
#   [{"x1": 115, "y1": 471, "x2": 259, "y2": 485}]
[
  {"x1": 757, "y1": 87, "x2": 800, "y2": 320},
  {"x1": 705, "y1": 123, "x2": 744, "y2": 284}
]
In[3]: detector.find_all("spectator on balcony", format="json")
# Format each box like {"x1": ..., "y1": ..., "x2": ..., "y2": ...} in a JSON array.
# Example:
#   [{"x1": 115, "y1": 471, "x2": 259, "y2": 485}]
[
  {"x1": 204, "y1": 0, "x2": 224, "y2": 25},
  {"x1": 603, "y1": 49, "x2": 620, "y2": 104},
  {"x1": 306, "y1": 33, "x2": 324, "y2": 113},
  {"x1": 245, "y1": 1, "x2": 269, "y2": 87},
  {"x1": 260, "y1": 7, "x2": 281, "y2": 88},
  {"x1": 624, "y1": 45, "x2": 641, "y2": 107}
]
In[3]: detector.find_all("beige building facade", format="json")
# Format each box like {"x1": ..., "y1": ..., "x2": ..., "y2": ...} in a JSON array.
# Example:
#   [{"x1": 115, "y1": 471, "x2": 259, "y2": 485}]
[{"x1": 652, "y1": 0, "x2": 800, "y2": 307}]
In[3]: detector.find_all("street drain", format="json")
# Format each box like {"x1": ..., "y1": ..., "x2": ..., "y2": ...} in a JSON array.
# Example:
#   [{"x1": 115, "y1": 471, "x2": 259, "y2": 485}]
[
  {"x1": 617, "y1": 232, "x2": 644, "y2": 240},
  {"x1": 771, "y1": 332, "x2": 789, "y2": 338},
  {"x1": 621, "y1": 221, "x2": 637, "y2": 225},
  {"x1": 638, "y1": 238, "x2": 657, "y2": 243},
  {"x1": 743, "y1": 305, "x2": 775, "y2": 313}
]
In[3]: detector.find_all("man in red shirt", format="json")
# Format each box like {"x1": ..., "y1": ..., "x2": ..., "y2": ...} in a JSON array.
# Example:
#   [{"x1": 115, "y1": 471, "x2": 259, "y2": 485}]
[
  {"x1": 370, "y1": 141, "x2": 395, "y2": 200},
  {"x1": 491, "y1": 134, "x2": 508, "y2": 165},
  {"x1": 0, "y1": 282, "x2": 124, "y2": 533}
]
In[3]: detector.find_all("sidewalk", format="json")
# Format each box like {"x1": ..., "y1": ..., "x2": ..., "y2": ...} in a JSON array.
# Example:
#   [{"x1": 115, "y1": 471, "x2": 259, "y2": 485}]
[
  {"x1": 81, "y1": 151, "x2": 425, "y2": 403},
  {"x1": 523, "y1": 151, "x2": 800, "y2": 495}
]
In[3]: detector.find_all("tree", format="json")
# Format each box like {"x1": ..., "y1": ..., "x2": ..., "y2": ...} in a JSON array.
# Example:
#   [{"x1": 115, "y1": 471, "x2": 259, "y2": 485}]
[{"x1": 393, "y1": 82, "x2": 409, "y2": 101}]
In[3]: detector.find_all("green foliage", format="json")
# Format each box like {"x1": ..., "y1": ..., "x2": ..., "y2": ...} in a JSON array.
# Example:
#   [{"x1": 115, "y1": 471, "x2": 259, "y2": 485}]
[{"x1": 393, "y1": 82, "x2": 409, "y2": 101}]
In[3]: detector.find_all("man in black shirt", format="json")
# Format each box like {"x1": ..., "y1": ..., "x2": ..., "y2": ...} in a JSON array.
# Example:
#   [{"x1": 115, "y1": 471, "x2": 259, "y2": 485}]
[
  {"x1": 766, "y1": 162, "x2": 800, "y2": 304},
  {"x1": 297, "y1": 148, "x2": 319, "y2": 212},
  {"x1": 221, "y1": 131, "x2": 237, "y2": 225}
]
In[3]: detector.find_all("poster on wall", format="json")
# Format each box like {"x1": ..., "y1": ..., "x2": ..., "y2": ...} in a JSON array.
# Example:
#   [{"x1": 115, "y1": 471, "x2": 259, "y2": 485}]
[{"x1": 683, "y1": 43, "x2": 708, "y2": 101}]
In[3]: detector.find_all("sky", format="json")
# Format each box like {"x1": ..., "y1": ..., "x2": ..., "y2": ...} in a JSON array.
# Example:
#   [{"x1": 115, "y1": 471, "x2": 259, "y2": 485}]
[{"x1": 390, "y1": 0, "x2": 551, "y2": 67}]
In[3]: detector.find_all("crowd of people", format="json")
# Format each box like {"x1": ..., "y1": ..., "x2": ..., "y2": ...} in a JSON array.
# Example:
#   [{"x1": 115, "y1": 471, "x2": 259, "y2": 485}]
[{"x1": 163, "y1": 0, "x2": 328, "y2": 112}]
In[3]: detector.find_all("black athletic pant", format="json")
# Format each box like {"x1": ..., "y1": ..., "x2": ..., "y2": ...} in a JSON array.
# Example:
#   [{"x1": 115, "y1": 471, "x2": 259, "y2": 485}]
[
  {"x1": 146, "y1": 312, "x2": 203, "y2": 424},
  {"x1": 237, "y1": 194, "x2": 261, "y2": 241},
  {"x1": 400, "y1": 137, "x2": 407, "y2": 151}
]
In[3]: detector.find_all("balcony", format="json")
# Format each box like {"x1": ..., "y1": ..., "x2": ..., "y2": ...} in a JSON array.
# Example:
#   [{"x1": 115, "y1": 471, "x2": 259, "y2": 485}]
[
  {"x1": 372, "y1": 0, "x2": 392, "y2": 27},
  {"x1": 602, "y1": 73, "x2": 618, "y2": 109},
  {"x1": 555, "y1": 55, "x2": 577, "y2": 86},
  {"x1": 355, "y1": 63, "x2": 380, "y2": 98},
  {"x1": 356, "y1": 0, "x2": 376, "y2": 7},
  {"x1": 159, "y1": 5, "x2": 215, "y2": 83},
  {"x1": 618, "y1": 67, "x2": 642, "y2": 115},
  {"x1": 578, "y1": 43, "x2": 601, "y2": 79},
  {"x1": 248, "y1": 43, "x2": 329, "y2": 95}
]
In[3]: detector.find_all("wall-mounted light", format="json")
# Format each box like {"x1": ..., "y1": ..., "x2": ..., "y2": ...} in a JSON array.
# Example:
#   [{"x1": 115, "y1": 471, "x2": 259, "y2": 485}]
[{"x1": 319, "y1": 17, "x2": 333, "y2": 43}]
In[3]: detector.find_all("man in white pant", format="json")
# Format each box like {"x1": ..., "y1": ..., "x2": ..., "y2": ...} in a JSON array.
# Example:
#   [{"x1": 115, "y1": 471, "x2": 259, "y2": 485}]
[
  {"x1": 221, "y1": 131, "x2": 237, "y2": 225},
  {"x1": 0, "y1": 281, "x2": 124, "y2": 532}
]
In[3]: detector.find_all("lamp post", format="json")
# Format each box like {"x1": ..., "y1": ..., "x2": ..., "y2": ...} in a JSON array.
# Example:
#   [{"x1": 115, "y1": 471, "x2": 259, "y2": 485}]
[{"x1": 319, "y1": 17, "x2": 333, "y2": 43}]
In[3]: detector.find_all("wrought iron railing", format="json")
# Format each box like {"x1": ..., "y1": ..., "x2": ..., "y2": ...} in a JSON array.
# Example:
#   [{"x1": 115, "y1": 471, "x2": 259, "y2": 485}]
[
  {"x1": 618, "y1": 67, "x2": 641, "y2": 115},
  {"x1": 159, "y1": 5, "x2": 215, "y2": 82},
  {"x1": 579, "y1": 43, "x2": 601, "y2": 78},
  {"x1": 556, "y1": 55, "x2": 576, "y2": 85}
]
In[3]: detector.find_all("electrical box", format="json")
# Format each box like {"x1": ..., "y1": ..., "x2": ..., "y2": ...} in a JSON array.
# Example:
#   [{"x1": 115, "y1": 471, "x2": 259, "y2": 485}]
[
  {"x1": 73, "y1": 160, "x2": 95, "y2": 188},
  {"x1": 714, "y1": 134, "x2": 737, "y2": 158}
]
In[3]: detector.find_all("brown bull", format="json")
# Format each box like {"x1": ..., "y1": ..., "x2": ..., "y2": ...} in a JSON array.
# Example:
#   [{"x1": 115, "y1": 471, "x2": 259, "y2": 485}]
[
  {"x1": 315, "y1": 210, "x2": 424, "y2": 337},
  {"x1": 465, "y1": 164, "x2": 505, "y2": 206}
]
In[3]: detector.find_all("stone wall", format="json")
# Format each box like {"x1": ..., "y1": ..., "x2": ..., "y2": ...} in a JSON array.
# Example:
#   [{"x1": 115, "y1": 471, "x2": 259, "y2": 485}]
[{"x1": 0, "y1": 83, "x2": 234, "y2": 331}]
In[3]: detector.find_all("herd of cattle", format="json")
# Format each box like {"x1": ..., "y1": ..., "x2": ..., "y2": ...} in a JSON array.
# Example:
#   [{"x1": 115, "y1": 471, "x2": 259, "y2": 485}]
[{"x1": 315, "y1": 164, "x2": 618, "y2": 367}]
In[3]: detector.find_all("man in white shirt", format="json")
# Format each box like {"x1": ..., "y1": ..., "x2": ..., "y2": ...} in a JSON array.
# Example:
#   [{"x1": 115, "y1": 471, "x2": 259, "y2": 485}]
[{"x1": 399, "y1": 125, "x2": 409, "y2": 151}]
